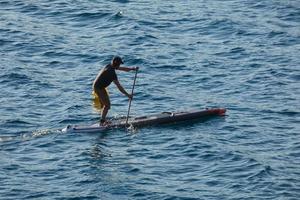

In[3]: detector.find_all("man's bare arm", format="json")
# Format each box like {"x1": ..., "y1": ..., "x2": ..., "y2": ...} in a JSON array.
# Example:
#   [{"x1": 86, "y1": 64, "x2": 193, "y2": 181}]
[
  {"x1": 113, "y1": 79, "x2": 132, "y2": 99},
  {"x1": 117, "y1": 66, "x2": 139, "y2": 72}
]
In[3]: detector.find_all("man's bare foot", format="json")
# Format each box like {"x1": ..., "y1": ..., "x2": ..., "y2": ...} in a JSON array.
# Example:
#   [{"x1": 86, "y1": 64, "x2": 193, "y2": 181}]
[{"x1": 100, "y1": 119, "x2": 112, "y2": 127}]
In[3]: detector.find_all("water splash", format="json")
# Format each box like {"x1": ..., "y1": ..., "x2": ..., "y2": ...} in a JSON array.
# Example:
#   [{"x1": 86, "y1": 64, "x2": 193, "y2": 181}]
[{"x1": 126, "y1": 123, "x2": 138, "y2": 134}]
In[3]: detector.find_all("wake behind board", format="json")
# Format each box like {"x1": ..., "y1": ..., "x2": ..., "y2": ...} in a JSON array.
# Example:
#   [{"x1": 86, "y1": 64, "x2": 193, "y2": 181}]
[{"x1": 62, "y1": 108, "x2": 226, "y2": 133}]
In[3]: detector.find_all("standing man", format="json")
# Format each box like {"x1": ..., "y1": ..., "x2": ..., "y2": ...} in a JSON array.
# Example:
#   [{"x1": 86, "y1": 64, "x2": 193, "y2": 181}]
[{"x1": 93, "y1": 56, "x2": 138, "y2": 126}]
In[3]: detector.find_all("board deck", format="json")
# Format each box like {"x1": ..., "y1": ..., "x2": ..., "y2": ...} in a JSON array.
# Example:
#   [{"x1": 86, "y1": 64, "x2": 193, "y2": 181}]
[{"x1": 62, "y1": 108, "x2": 226, "y2": 133}]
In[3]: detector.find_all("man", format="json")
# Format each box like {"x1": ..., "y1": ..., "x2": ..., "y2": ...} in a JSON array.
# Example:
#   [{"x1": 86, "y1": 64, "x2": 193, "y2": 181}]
[{"x1": 93, "y1": 56, "x2": 138, "y2": 126}]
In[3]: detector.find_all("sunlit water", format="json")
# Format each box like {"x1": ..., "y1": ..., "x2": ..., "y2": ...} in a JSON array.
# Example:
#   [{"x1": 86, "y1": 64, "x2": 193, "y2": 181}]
[{"x1": 1, "y1": 1, "x2": 299, "y2": 199}]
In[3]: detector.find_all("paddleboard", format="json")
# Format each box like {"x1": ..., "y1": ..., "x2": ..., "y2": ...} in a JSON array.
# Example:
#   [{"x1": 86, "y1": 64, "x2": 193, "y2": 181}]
[{"x1": 62, "y1": 108, "x2": 226, "y2": 133}]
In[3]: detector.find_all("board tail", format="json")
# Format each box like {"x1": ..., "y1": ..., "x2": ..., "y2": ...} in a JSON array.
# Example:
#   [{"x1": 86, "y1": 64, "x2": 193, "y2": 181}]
[{"x1": 218, "y1": 108, "x2": 226, "y2": 116}]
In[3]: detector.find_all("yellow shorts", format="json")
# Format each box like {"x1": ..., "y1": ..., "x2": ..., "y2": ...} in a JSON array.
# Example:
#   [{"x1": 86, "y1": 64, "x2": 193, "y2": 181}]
[{"x1": 92, "y1": 88, "x2": 109, "y2": 110}]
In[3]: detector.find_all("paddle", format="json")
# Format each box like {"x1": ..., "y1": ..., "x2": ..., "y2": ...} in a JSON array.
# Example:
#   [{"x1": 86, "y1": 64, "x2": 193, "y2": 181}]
[{"x1": 125, "y1": 68, "x2": 139, "y2": 126}]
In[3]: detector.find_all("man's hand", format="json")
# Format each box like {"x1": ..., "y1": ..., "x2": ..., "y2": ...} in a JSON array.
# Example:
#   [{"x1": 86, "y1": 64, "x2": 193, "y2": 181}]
[
  {"x1": 132, "y1": 67, "x2": 139, "y2": 71},
  {"x1": 127, "y1": 94, "x2": 133, "y2": 100}
]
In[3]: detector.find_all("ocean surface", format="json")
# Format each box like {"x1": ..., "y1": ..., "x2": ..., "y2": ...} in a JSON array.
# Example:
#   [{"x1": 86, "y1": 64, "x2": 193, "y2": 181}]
[{"x1": 1, "y1": 0, "x2": 300, "y2": 199}]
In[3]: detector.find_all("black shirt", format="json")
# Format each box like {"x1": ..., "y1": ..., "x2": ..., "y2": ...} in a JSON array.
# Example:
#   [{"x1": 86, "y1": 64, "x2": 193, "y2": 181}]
[{"x1": 93, "y1": 64, "x2": 118, "y2": 89}]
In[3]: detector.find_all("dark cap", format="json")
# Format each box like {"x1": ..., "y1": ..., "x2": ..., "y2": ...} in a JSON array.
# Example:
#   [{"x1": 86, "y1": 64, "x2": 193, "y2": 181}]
[{"x1": 112, "y1": 56, "x2": 124, "y2": 64}]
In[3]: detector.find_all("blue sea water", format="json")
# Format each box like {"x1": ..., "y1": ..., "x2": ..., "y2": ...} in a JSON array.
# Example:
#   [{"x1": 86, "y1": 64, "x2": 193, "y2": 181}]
[{"x1": 1, "y1": 0, "x2": 300, "y2": 199}]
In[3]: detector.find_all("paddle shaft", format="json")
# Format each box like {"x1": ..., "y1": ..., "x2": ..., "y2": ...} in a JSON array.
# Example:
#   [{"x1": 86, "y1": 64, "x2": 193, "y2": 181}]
[{"x1": 126, "y1": 69, "x2": 138, "y2": 125}]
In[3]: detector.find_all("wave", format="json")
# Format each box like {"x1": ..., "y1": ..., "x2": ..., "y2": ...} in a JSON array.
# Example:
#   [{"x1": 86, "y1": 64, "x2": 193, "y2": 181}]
[
  {"x1": 69, "y1": 11, "x2": 111, "y2": 21},
  {"x1": 0, "y1": 72, "x2": 32, "y2": 85}
]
